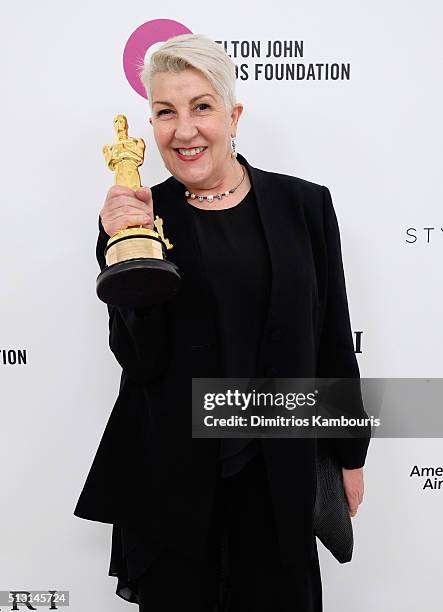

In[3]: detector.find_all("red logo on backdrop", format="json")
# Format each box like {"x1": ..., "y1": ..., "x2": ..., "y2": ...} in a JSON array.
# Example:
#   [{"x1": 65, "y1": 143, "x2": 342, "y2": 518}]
[{"x1": 123, "y1": 19, "x2": 192, "y2": 99}]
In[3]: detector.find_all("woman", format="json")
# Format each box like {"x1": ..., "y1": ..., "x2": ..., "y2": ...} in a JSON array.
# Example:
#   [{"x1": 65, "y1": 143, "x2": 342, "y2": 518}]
[{"x1": 74, "y1": 34, "x2": 370, "y2": 611}]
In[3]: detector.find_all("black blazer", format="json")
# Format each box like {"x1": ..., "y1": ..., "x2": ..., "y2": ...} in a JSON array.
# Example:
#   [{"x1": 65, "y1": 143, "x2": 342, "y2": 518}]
[{"x1": 74, "y1": 153, "x2": 370, "y2": 569}]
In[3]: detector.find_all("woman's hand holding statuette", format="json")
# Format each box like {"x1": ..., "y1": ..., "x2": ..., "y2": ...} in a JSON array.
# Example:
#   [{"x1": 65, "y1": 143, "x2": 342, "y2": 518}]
[{"x1": 100, "y1": 185, "x2": 154, "y2": 237}]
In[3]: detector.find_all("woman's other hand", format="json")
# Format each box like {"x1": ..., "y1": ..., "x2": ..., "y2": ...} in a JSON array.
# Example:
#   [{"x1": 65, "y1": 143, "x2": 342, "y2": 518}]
[
  {"x1": 100, "y1": 185, "x2": 154, "y2": 237},
  {"x1": 342, "y1": 466, "x2": 364, "y2": 517}
]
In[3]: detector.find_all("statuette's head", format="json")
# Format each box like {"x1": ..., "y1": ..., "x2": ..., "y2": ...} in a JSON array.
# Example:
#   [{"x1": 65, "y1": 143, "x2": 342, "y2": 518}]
[
  {"x1": 114, "y1": 114, "x2": 128, "y2": 134},
  {"x1": 139, "y1": 34, "x2": 243, "y2": 192}
]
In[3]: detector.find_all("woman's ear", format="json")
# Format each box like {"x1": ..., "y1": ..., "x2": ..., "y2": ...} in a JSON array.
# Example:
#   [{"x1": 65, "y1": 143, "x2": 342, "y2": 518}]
[
  {"x1": 149, "y1": 117, "x2": 153, "y2": 126},
  {"x1": 230, "y1": 102, "x2": 244, "y2": 136}
]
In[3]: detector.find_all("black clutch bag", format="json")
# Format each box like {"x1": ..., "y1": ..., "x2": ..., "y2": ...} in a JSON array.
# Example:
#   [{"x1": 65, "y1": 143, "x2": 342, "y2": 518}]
[{"x1": 313, "y1": 440, "x2": 353, "y2": 563}]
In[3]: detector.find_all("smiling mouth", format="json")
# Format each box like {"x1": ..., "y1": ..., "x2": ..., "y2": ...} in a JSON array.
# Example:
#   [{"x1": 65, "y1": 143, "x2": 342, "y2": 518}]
[{"x1": 175, "y1": 146, "x2": 207, "y2": 156}]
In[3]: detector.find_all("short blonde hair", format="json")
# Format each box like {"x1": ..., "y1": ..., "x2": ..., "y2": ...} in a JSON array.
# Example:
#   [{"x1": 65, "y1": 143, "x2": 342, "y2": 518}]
[{"x1": 139, "y1": 34, "x2": 237, "y2": 111}]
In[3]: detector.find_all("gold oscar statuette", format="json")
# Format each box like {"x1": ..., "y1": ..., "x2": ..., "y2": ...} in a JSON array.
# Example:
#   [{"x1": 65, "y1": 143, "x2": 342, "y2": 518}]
[{"x1": 96, "y1": 114, "x2": 181, "y2": 307}]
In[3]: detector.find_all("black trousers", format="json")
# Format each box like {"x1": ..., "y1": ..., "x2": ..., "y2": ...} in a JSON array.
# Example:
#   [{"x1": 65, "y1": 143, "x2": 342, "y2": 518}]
[{"x1": 138, "y1": 450, "x2": 322, "y2": 611}]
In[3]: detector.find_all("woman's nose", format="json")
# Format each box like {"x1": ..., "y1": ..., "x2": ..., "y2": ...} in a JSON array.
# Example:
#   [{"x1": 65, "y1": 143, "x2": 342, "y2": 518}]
[{"x1": 174, "y1": 117, "x2": 198, "y2": 142}]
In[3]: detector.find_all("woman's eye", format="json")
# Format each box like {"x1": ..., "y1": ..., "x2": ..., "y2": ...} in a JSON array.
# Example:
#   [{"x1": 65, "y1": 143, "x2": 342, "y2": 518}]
[
  {"x1": 157, "y1": 109, "x2": 172, "y2": 117},
  {"x1": 195, "y1": 103, "x2": 210, "y2": 111}
]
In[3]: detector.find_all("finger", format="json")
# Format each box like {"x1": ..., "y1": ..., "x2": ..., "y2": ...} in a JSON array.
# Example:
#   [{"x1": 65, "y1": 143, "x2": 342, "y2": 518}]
[
  {"x1": 346, "y1": 493, "x2": 358, "y2": 515},
  {"x1": 135, "y1": 186, "x2": 152, "y2": 203},
  {"x1": 347, "y1": 500, "x2": 358, "y2": 515},
  {"x1": 107, "y1": 185, "x2": 137, "y2": 198},
  {"x1": 345, "y1": 488, "x2": 360, "y2": 510},
  {"x1": 106, "y1": 196, "x2": 151, "y2": 213},
  {"x1": 110, "y1": 211, "x2": 152, "y2": 225},
  {"x1": 105, "y1": 215, "x2": 152, "y2": 235}
]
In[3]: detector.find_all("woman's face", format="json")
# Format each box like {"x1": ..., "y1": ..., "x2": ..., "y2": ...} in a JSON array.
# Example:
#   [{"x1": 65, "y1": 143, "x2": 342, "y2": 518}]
[{"x1": 150, "y1": 67, "x2": 243, "y2": 190}]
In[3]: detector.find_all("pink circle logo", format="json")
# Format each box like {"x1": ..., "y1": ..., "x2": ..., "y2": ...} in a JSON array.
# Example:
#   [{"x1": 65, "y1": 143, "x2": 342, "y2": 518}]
[{"x1": 123, "y1": 19, "x2": 192, "y2": 99}]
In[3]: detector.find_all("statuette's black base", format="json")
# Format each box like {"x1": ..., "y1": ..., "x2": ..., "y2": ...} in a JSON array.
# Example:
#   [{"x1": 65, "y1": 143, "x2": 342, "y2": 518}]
[{"x1": 96, "y1": 258, "x2": 181, "y2": 308}]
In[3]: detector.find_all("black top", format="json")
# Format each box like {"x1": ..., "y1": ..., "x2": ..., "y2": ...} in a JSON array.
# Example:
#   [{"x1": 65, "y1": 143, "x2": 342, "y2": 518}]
[
  {"x1": 189, "y1": 187, "x2": 270, "y2": 378},
  {"x1": 189, "y1": 187, "x2": 271, "y2": 477}
]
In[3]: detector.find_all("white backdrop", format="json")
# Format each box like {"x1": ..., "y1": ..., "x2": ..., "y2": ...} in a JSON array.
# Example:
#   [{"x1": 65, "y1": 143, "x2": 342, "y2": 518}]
[{"x1": 1, "y1": 1, "x2": 442, "y2": 610}]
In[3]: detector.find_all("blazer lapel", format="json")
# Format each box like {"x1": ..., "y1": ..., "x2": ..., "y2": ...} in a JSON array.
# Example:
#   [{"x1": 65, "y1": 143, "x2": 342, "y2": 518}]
[{"x1": 239, "y1": 154, "x2": 314, "y2": 330}]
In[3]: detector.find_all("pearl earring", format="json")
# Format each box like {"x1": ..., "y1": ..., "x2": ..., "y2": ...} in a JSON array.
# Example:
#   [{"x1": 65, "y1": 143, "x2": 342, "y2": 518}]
[{"x1": 231, "y1": 137, "x2": 237, "y2": 159}]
